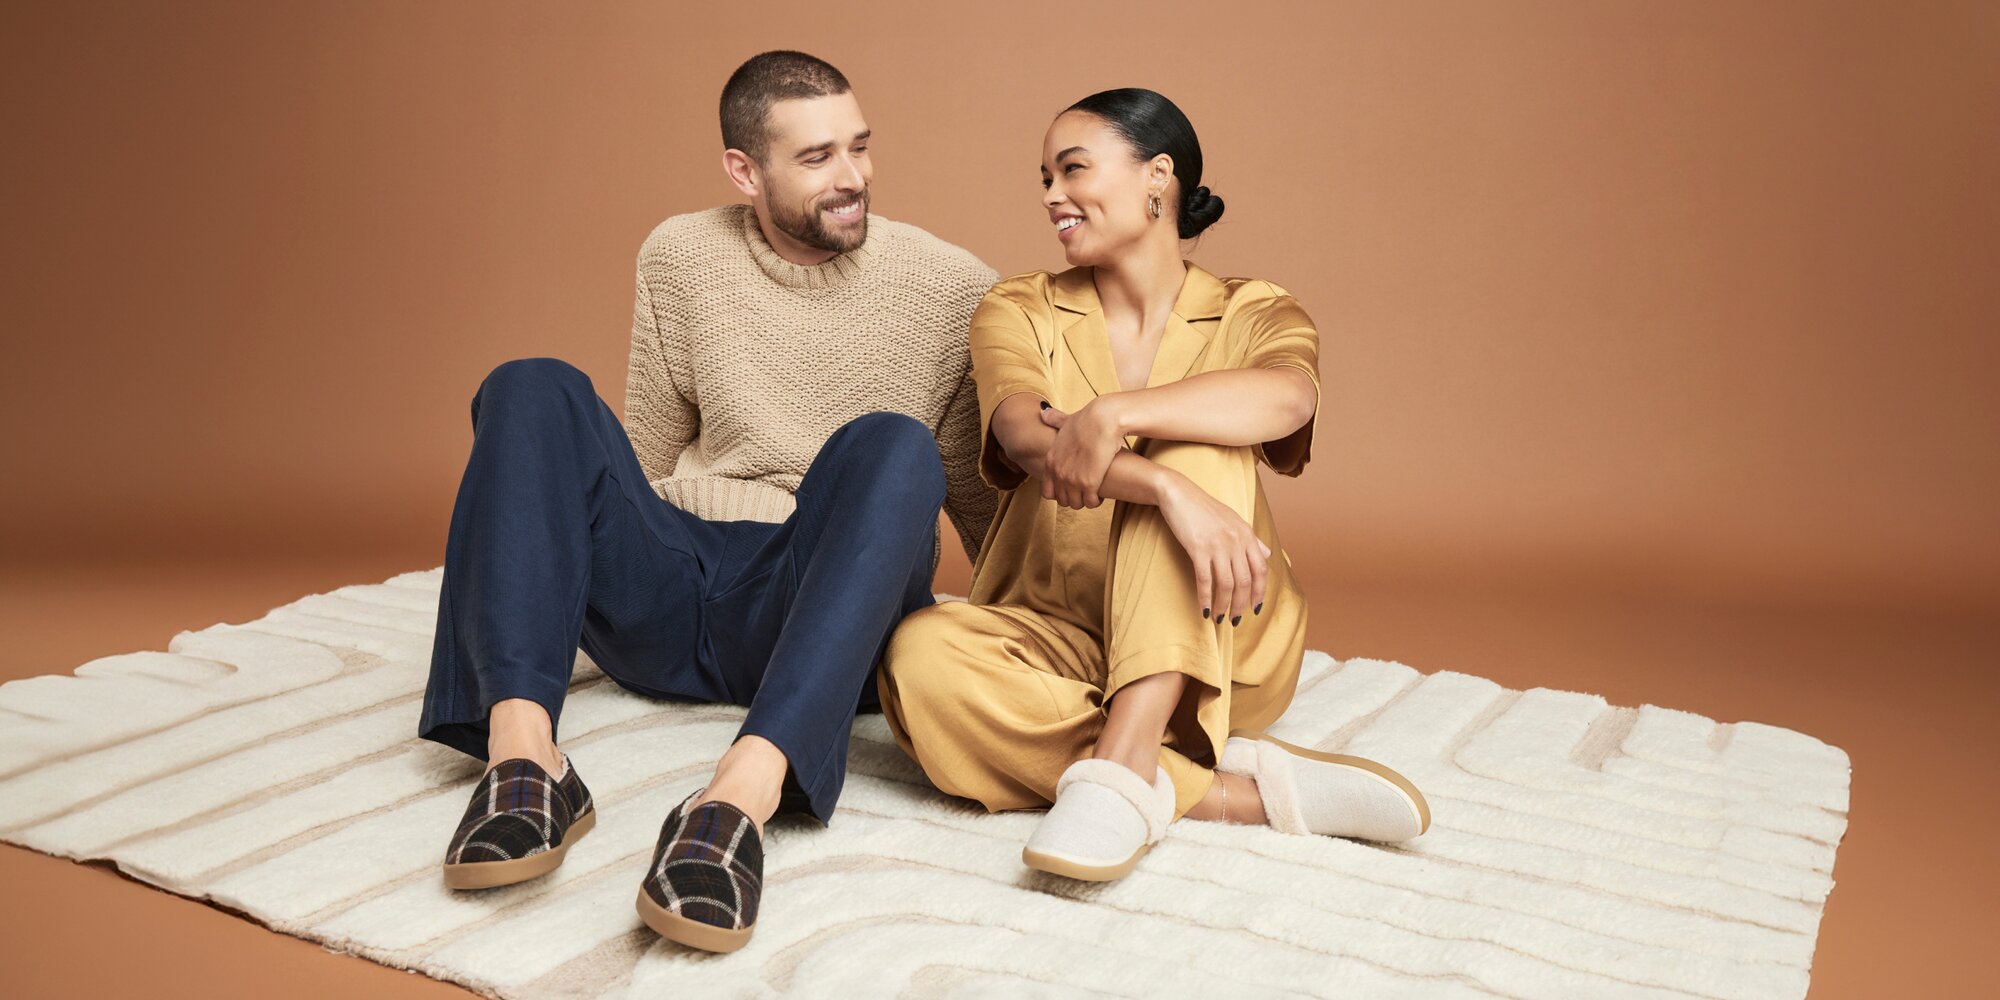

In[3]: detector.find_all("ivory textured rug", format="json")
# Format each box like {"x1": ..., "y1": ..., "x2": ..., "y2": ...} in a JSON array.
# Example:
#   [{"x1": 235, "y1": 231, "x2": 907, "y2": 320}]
[{"x1": 0, "y1": 568, "x2": 1848, "y2": 999}]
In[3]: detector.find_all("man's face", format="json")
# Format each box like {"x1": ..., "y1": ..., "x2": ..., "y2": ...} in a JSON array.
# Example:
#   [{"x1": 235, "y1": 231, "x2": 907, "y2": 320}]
[{"x1": 757, "y1": 92, "x2": 873, "y2": 254}]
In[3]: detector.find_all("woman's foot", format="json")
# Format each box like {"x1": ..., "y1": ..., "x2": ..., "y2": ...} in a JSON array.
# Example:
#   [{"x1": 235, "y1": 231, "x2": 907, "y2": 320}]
[
  {"x1": 1218, "y1": 729, "x2": 1429, "y2": 842},
  {"x1": 1183, "y1": 768, "x2": 1268, "y2": 825},
  {"x1": 1021, "y1": 759, "x2": 1175, "y2": 881}
]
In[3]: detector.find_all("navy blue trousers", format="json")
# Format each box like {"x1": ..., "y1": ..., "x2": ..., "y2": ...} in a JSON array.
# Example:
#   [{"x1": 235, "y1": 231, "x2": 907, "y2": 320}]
[{"x1": 416, "y1": 357, "x2": 945, "y2": 824}]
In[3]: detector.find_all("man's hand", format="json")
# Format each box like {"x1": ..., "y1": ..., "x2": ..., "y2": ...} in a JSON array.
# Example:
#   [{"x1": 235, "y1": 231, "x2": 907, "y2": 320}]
[{"x1": 1037, "y1": 397, "x2": 1125, "y2": 509}]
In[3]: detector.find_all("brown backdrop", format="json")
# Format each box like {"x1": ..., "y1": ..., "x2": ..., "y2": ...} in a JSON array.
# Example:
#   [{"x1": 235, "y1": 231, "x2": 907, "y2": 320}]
[
  {"x1": 2, "y1": 0, "x2": 1994, "y2": 616},
  {"x1": 2, "y1": 4, "x2": 1998, "y2": 995}
]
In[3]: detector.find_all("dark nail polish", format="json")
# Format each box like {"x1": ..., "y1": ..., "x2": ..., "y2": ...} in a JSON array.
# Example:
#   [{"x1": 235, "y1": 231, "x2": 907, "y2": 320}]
[
  {"x1": 1215, "y1": 613, "x2": 1225, "y2": 623},
  {"x1": 1254, "y1": 603, "x2": 1263, "y2": 615},
  {"x1": 1231, "y1": 615, "x2": 1242, "y2": 626},
  {"x1": 1040, "y1": 400, "x2": 1050, "y2": 410},
  {"x1": 1202, "y1": 607, "x2": 1210, "y2": 619}
]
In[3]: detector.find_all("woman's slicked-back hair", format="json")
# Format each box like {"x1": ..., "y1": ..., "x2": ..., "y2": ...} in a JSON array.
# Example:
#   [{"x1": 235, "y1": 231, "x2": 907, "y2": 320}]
[
  {"x1": 720, "y1": 51, "x2": 851, "y2": 164},
  {"x1": 1063, "y1": 88, "x2": 1225, "y2": 239}
]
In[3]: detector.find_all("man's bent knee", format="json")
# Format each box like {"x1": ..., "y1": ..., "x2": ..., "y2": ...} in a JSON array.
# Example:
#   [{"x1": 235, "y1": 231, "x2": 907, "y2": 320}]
[
  {"x1": 823, "y1": 411, "x2": 946, "y2": 502},
  {"x1": 475, "y1": 356, "x2": 593, "y2": 407}
]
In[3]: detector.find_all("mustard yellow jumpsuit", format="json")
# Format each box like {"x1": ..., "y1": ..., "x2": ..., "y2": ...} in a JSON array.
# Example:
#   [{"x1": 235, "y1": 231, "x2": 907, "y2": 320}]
[{"x1": 877, "y1": 261, "x2": 1321, "y2": 820}]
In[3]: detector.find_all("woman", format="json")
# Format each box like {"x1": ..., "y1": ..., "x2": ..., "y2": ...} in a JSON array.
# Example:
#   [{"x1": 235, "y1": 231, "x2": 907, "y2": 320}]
[{"x1": 877, "y1": 88, "x2": 1431, "y2": 881}]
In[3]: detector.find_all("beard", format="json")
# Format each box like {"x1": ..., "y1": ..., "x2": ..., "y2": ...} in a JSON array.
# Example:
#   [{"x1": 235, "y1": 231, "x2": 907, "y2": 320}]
[{"x1": 767, "y1": 184, "x2": 870, "y2": 254}]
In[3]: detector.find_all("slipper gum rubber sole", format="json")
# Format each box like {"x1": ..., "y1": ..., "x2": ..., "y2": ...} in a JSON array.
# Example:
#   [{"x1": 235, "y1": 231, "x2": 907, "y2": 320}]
[
  {"x1": 1230, "y1": 727, "x2": 1432, "y2": 835},
  {"x1": 1021, "y1": 840, "x2": 1154, "y2": 882},
  {"x1": 636, "y1": 889, "x2": 755, "y2": 953},
  {"x1": 440, "y1": 808, "x2": 597, "y2": 889}
]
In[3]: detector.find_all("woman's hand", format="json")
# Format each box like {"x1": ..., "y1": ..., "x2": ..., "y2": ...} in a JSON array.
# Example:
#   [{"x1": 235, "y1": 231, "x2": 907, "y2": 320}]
[
  {"x1": 1156, "y1": 472, "x2": 1272, "y2": 624},
  {"x1": 1038, "y1": 399, "x2": 1125, "y2": 509}
]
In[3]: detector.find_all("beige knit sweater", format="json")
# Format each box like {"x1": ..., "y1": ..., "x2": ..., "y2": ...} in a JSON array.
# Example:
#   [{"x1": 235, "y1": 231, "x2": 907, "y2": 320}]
[{"x1": 623, "y1": 204, "x2": 999, "y2": 568}]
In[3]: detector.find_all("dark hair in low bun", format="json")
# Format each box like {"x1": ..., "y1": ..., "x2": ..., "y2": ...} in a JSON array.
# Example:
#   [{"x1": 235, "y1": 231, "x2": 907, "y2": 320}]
[
  {"x1": 1063, "y1": 87, "x2": 1225, "y2": 239},
  {"x1": 1180, "y1": 184, "x2": 1224, "y2": 240}
]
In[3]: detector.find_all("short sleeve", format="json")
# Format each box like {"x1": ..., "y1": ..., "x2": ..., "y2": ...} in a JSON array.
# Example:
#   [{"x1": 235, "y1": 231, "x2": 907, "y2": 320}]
[
  {"x1": 1238, "y1": 285, "x2": 1321, "y2": 477},
  {"x1": 968, "y1": 288, "x2": 1050, "y2": 492}
]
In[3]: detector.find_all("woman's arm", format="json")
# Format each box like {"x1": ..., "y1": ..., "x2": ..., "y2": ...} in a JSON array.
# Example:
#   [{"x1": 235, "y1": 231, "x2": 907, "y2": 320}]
[
  {"x1": 992, "y1": 392, "x2": 1273, "y2": 621},
  {"x1": 990, "y1": 392, "x2": 1174, "y2": 507},
  {"x1": 1074, "y1": 366, "x2": 1317, "y2": 448},
  {"x1": 1031, "y1": 365, "x2": 1315, "y2": 510}
]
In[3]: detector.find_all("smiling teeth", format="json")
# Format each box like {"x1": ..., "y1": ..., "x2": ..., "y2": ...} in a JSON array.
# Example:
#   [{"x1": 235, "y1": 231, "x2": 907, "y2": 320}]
[
  {"x1": 1058, "y1": 217, "x2": 1081, "y2": 231},
  {"x1": 828, "y1": 201, "x2": 859, "y2": 215}
]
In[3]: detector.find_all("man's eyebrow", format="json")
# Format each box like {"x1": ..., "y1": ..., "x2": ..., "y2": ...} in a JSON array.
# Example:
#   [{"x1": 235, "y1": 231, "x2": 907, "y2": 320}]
[{"x1": 792, "y1": 130, "x2": 872, "y2": 160}]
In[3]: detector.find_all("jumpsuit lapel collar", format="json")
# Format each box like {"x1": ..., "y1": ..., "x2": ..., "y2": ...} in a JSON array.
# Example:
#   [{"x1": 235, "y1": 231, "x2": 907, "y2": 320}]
[
  {"x1": 1148, "y1": 262, "x2": 1228, "y2": 388},
  {"x1": 1050, "y1": 267, "x2": 1121, "y2": 399},
  {"x1": 1049, "y1": 262, "x2": 1230, "y2": 396}
]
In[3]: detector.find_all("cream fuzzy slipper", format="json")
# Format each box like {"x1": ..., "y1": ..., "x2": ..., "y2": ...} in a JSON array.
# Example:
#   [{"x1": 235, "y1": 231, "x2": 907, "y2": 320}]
[
  {"x1": 1219, "y1": 728, "x2": 1431, "y2": 842},
  {"x1": 1021, "y1": 759, "x2": 1175, "y2": 881}
]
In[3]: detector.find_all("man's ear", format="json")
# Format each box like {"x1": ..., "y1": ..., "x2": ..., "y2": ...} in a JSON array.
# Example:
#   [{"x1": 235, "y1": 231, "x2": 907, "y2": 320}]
[{"x1": 722, "y1": 149, "x2": 762, "y2": 198}]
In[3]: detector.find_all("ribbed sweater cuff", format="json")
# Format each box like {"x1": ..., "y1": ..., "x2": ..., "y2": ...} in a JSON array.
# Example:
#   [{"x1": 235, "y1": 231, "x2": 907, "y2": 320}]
[
  {"x1": 654, "y1": 474, "x2": 942, "y2": 578},
  {"x1": 653, "y1": 476, "x2": 797, "y2": 524}
]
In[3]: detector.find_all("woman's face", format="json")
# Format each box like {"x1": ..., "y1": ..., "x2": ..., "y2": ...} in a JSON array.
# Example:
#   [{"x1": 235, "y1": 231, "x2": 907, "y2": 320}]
[{"x1": 1040, "y1": 111, "x2": 1171, "y2": 267}]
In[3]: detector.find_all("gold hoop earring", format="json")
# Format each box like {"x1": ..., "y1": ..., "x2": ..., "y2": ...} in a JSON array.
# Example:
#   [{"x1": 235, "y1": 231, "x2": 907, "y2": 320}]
[{"x1": 1147, "y1": 193, "x2": 1162, "y2": 220}]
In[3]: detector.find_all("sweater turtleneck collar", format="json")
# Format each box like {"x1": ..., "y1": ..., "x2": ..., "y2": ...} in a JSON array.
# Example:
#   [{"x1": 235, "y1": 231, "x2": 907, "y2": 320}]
[{"x1": 739, "y1": 203, "x2": 877, "y2": 291}]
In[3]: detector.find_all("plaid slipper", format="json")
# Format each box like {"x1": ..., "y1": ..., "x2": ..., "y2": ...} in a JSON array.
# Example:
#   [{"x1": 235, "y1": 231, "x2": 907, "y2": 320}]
[
  {"x1": 441, "y1": 752, "x2": 596, "y2": 889},
  {"x1": 634, "y1": 788, "x2": 762, "y2": 953}
]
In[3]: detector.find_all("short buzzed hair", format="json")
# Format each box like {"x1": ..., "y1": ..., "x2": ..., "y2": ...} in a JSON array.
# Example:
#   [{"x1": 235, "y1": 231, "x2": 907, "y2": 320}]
[{"x1": 720, "y1": 51, "x2": 852, "y2": 164}]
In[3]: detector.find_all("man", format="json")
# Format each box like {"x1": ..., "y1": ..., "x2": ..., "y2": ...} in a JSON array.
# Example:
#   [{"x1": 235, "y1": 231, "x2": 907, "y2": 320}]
[{"x1": 415, "y1": 50, "x2": 998, "y2": 953}]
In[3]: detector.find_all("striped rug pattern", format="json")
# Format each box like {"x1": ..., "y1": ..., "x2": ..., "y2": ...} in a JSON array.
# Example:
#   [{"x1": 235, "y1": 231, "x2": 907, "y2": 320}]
[{"x1": 0, "y1": 568, "x2": 1848, "y2": 998}]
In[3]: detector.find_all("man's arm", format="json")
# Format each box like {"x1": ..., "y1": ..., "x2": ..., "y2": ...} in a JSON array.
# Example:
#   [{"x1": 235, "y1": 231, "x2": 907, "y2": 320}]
[
  {"x1": 623, "y1": 264, "x2": 698, "y2": 487},
  {"x1": 935, "y1": 369, "x2": 998, "y2": 561}
]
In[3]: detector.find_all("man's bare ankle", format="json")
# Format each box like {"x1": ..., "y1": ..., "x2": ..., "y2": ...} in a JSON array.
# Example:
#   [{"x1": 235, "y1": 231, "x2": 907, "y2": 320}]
[
  {"x1": 696, "y1": 775, "x2": 781, "y2": 829},
  {"x1": 691, "y1": 736, "x2": 789, "y2": 829},
  {"x1": 484, "y1": 700, "x2": 561, "y2": 774},
  {"x1": 485, "y1": 740, "x2": 563, "y2": 777}
]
